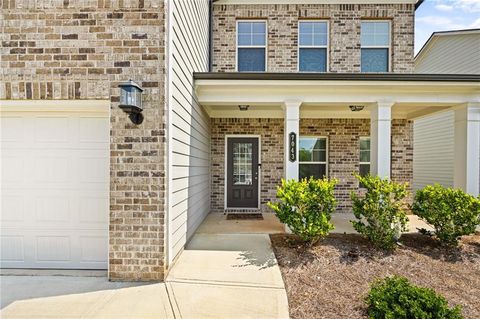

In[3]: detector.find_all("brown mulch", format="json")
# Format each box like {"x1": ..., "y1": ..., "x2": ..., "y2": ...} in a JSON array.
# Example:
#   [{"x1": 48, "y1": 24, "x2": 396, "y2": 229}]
[{"x1": 270, "y1": 233, "x2": 480, "y2": 319}]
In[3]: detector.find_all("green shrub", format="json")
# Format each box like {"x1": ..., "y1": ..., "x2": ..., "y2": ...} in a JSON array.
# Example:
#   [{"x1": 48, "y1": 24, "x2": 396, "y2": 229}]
[
  {"x1": 350, "y1": 174, "x2": 409, "y2": 250},
  {"x1": 366, "y1": 276, "x2": 463, "y2": 319},
  {"x1": 412, "y1": 184, "x2": 480, "y2": 247},
  {"x1": 268, "y1": 177, "x2": 337, "y2": 244}
]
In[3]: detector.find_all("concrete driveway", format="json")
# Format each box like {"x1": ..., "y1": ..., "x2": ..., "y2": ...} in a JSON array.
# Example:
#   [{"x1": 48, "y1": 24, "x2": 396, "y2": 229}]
[
  {"x1": 0, "y1": 274, "x2": 174, "y2": 319},
  {"x1": 0, "y1": 213, "x2": 289, "y2": 319}
]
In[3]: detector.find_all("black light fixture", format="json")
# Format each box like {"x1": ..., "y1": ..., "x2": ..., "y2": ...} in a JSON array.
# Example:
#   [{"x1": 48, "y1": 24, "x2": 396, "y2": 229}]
[
  {"x1": 349, "y1": 105, "x2": 365, "y2": 112},
  {"x1": 118, "y1": 80, "x2": 144, "y2": 124},
  {"x1": 238, "y1": 105, "x2": 250, "y2": 111}
]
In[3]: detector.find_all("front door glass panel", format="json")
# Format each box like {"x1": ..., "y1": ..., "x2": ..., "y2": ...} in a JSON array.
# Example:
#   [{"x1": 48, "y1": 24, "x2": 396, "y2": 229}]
[{"x1": 233, "y1": 142, "x2": 253, "y2": 185}]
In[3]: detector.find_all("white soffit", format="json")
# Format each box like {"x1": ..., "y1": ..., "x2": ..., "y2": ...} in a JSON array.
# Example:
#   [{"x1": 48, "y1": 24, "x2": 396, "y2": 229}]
[
  {"x1": 203, "y1": 103, "x2": 455, "y2": 120},
  {"x1": 197, "y1": 80, "x2": 479, "y2": 119}
]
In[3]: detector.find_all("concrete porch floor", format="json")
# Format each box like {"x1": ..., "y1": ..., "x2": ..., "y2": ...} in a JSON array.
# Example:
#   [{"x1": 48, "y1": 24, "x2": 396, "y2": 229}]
[
  {"x1": 195, "y1": 212, "x2": 285, "y2": 234},
  {"x1": 197, "y1": 212, "x2": 433, "y2": 235}
]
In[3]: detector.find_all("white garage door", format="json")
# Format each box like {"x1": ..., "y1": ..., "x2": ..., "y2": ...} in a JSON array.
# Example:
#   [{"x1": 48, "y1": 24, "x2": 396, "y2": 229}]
[{"x1": 1, "y1": 104, "x2": 109, "y2": 269}]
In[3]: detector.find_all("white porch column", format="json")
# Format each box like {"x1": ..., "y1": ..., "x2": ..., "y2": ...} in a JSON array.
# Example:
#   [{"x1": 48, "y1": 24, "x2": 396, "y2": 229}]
[
  {"x1": 283, "y1": 100, "x2": 301, "y2": 180},
  {"x1": 453, "y1": 103, "x2": 480, "y2": 196},
  {"x1": 370, "y1": 101, "x2": 393, "y2": 178}
]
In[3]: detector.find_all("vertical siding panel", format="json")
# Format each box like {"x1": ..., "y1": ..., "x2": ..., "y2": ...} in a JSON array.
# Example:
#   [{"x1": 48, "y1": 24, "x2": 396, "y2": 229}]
[
  {"x1": 414, "y1": 33, "x2": 479, "y2": 191},
  {"x1": 169, "y1": 0, "x2": 210, "y2": 261},
  {"x1": 413, "y1": 111, "x2": 454, "y2": 190}
]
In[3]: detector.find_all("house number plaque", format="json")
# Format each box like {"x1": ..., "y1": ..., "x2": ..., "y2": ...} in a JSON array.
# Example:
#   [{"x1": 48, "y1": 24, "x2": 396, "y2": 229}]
[{"x1": 289, "y1": 132, "x2": 296, "y2": 162}]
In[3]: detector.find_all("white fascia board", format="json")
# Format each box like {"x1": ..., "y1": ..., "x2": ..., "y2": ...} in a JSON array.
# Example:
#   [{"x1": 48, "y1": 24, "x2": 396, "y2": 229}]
[
  {"x1": 196, "y1": 79, "x2": 479, "y2": 88},
  {"x1": 214, "y1": 0, "x2": 417, "y2": 5},
  {"x1": 196, "y1": 80, "x2": 480, "y2": 106}
]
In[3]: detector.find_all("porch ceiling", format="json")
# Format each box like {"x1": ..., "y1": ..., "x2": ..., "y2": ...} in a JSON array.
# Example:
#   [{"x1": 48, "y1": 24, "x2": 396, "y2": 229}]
[
  {"x1": 202, "y1": 103, "x2": 454, "y2": 119},
  {"x1": 195, "y1": 73, "x2": 479, "y2": 120}
]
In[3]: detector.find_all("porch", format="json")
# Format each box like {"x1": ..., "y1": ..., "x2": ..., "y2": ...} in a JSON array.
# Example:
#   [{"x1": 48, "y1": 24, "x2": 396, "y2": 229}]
[{"x1": 196, "y1": 73, "x2": 480, "y2": 214}]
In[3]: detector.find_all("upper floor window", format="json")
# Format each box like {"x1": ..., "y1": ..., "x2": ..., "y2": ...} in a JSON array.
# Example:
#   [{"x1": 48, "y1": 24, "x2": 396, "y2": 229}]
[
  {"x1": 299, "y1": 137, "x2": 328, "y2": 179},
  {"x1": 361, "y1": 21, "x2": 390, "y2": 72},
  {"x1": 298, "y1": 21, "x2": 328, "y2": 72},
  {"x1": 237, "y1": 21, "x2": 266, "y2": 72}
]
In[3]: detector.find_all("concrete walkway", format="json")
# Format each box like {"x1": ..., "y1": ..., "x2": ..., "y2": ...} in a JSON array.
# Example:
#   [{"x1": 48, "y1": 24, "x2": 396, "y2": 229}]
[{"x1": 166, "y1": 214, "x2": 289, "y2": 319}]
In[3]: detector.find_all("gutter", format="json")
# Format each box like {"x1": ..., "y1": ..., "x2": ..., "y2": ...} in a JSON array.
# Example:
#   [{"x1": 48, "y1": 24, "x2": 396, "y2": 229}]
[
  {"x1": 193, "y1": 72, "x2": 480, "y2": 82},
  {"x1": 415, "y1": 0, "x2": 424, "y2": 10}
]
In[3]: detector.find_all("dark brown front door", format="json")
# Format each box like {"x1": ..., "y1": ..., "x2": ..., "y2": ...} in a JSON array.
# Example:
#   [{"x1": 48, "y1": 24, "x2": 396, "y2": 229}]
[{"x1": 227, "y1": 137, "x2": 259, "y2": 208}]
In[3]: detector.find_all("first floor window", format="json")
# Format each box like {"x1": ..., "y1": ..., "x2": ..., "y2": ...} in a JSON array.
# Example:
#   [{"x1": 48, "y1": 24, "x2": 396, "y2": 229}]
[
  {"x1": 299, "y1": 137, "x2": 327, "y2": 179},
  {"x1": 237, "y1": 21, "x2": 266, "y2": 72},
  {"x1": 359, "y1": 137, "x2": 371, "y2": 177}
]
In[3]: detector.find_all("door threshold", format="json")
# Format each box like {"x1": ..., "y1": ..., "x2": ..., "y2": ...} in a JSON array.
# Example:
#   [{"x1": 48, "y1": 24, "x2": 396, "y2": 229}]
[{"x1": 224, "y1": 208, "x2": 261, "y2": 213}]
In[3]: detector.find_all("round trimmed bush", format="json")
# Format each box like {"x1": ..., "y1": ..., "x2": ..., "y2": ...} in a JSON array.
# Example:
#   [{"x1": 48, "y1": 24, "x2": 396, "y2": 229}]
[
  {"x1": 350, "y1": 174, "x2": 409, "y2": 250},
  {"x1": 366, "y1": 276, "x2": 463, "y2": 319},
  {"x1": 412, "y1": 184, "x2": 480, "y2": 246},
  {"x1": 268, "y1": 177, "x2": 337, "y2": 245}
]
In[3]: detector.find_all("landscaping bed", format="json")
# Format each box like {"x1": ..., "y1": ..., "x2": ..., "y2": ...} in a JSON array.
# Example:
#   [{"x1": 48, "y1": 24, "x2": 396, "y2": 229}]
[{"x1": 270, "y1": 232, "x2": 480, "y2": 319}]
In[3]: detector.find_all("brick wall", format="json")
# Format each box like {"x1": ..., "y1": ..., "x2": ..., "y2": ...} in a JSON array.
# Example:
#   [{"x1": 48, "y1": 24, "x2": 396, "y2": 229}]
[
  {"x1": 300, "y1": 118, "x2": 370, "y2": 211},
  {"x1": 301, "y1": 118, "x2": 413, "y2": 211},
  {"x1": 392, "y1": 119, "x2": 414, "y2": 203},
  {"x1": 1, "y1": 0, "x2": 167, "y2": 281},
  {"x1": 211, "y1": 118, "x2": 284, "y2": 212},
  {"x1": 211, "y1": 118, "x2": 413, "y2": 213},
  {"x1": 212, "y1": 3, "x2": 414, "y2": 73}
]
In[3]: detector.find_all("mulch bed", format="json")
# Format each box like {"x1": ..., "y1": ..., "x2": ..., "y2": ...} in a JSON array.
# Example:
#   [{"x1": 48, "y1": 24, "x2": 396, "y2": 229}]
[{"x1": 270, "y1": 233, "x2": 480, "y2": 319}]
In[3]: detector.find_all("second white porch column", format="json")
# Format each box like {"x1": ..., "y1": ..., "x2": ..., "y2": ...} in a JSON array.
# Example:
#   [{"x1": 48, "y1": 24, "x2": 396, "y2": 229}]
[
  {"x1": 370, "y1": 101, "x2": 393, "y2": 178},
  {"x1": 284, "y1": 100, "x2": 301, "y2": 180},
  {"x1": 453, "y1": 103, "x2": 480, "y2": 196}
]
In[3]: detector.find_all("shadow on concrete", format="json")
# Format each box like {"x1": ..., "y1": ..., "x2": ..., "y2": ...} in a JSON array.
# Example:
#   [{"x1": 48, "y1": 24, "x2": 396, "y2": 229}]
[{"x1": 235, "y1": 249, "x2": 277, "y2": 269}]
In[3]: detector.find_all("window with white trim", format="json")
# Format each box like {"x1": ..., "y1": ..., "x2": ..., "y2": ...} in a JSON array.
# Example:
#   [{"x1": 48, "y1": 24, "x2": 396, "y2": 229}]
[
  {"x1": 237, "y1": 21, "x2": 266, "y2": 72},
  {"x1": 359, "y1": 137, "x2": 371, "y2": 177},
  {"x1": 361, "y1": 21, "x2": 390, "y2": 72},
  {"x1": 298, "y1": 21, "x2": 328, "y2": 72},
  {"x1": 299, "y1": 137, "x2": 328, "y2": 179}
]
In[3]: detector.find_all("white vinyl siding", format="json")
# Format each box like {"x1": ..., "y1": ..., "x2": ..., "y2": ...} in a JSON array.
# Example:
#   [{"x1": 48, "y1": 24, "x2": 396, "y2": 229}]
[
  {"x1": 415, "y1": 33, "x2": 480, "y2": 74},
  {"x1": 169, "y1": 0, "x2": 211, "y2": 263},
  {"x1": 413, "y1": 111, "x2": 454, "y2": 190}
]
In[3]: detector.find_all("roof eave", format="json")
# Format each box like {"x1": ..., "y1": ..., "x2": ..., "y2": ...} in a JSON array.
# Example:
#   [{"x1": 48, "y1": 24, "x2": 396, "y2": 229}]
[{"x1": 193, "y1": 72, "x2": 480, "y2": 82}]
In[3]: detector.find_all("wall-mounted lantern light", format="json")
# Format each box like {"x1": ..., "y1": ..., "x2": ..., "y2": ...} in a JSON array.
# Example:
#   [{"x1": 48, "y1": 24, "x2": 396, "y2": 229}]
[
  {"x1": 119, "y1": 80, "x2": 144, "y2": 124},
  {"x1": 349, "y1": 105, "x2": 365, "y2": 112}
]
